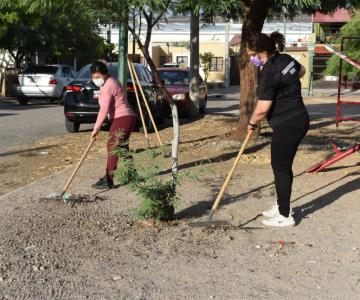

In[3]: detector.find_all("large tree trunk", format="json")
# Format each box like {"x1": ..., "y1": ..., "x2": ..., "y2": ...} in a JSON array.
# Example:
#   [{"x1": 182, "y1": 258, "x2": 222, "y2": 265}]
[
  {"x1": 233, "y1": 0, "x2": 274, "y2": 138},
  {"x1": 189, "y1": 11, "x2": 200, "y2": 118}
]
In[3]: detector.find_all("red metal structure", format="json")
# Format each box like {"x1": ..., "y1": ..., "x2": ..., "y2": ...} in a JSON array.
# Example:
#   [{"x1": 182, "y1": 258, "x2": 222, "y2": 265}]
[
  {"x1": 308, "y1": 144, "x2": 360, "y2": 173},
  {"x1": 308, "y1": 38, "x2": 360, "y2": 173},
  {"x1": 324, "y1": 38, "x2": 360, "y2": 127}
]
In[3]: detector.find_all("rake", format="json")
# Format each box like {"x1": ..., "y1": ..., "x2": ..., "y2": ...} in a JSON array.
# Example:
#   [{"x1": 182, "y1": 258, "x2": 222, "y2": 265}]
[
  {"x1": 189, "y1": 131, "x2": 253, "y2": 227},
  {"x1": 41, "y1": 138, "x2": 95, "y2": 202}
]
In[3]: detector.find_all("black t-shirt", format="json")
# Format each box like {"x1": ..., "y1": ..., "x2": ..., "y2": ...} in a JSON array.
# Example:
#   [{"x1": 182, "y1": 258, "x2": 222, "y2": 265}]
[{"x1": 257, "y1": 53, "x2": 308, "y2": 128}]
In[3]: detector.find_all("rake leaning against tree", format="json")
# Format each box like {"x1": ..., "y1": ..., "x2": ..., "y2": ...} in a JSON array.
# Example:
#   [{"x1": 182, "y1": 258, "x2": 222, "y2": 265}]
[{"x1": 246, "y1": 31, "x2": 309, "y2": 227}]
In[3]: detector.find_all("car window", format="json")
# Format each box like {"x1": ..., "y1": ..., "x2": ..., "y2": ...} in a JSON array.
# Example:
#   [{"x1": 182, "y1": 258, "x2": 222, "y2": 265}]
[
  {"x1": 62, "y1": 67, "x2": 73, "y2": 78},
  {"x1": 75, "y1": 65, "x2": 91, "y2": 79},
  {"x1": 158, "y1": 71, "x2": 190, "y2": 85},
  {"x1": 23, "y1": 65, "x2": 59, "y2": 74},
  {"x1": 140, "y1": 67, "x2": 152, "y2": 84},
  {"x1": 144, "y1": 68, "x2": 153, "y2": 82}
]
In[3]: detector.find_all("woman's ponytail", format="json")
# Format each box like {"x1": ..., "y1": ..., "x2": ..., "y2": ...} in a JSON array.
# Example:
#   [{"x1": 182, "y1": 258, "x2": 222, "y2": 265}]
[
  {"x1": 270, "y1": 31, "x2": 285, "y2": 52},
  {"x1": 248, "y1": 31, "x2": 286, "y2": 55}
]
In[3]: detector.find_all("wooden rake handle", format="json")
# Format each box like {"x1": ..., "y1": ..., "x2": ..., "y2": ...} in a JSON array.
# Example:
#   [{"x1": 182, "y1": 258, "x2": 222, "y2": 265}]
[
  {"x1": 60, "y1": 138, "x2": 95, "y2": 197},
  {"x1": 208, "y1": 130, "x2": 253, "y2": 219},
  {"x1": 126, "y1": 56, "x2": 149, "y2": 140},
  {"x1": 127, "y1": 57, "x2": 164, "y2": 147}
]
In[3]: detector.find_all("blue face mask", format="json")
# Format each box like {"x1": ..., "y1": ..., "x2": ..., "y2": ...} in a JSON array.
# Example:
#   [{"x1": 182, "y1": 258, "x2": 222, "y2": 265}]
[{"x1": 250, "y1": 55, "x2": 264, "y2": 67}]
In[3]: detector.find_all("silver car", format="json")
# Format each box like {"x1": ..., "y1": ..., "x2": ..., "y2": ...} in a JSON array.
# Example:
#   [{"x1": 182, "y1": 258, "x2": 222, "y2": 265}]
[{"x1": 14, "y1": 64, "x2": 77, "y2": 105}]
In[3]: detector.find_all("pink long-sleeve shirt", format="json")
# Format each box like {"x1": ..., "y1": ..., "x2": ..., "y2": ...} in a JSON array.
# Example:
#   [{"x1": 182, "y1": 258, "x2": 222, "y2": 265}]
[{"x1": 94, "y1": 77, "x2": 136, "y2": 130}]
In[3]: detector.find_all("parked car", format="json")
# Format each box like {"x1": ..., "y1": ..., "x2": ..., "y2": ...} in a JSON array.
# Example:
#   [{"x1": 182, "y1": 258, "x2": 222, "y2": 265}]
[
  {"x1": 64, "y1": 62, "x2": 162, "y2": 133},
  {"x1": 14, "y1": 64, "x2": 77, "y2": 105},
  {"x1": 157, "y1": 68, "x2": 207, "y2": 117}
]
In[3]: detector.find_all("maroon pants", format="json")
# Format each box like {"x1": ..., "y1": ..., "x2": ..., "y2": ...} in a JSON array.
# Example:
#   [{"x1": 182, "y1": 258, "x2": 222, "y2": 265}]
[{"x1": 106, "y1": 116, "x2": 137, "y2": 180}]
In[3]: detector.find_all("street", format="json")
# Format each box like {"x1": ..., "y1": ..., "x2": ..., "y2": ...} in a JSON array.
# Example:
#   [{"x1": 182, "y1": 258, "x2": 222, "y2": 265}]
[
  {"x1": 0, "y1": 91, "x2": 241, "y2": 153},
  {"x1": 0, "y1": 99, "x2": 93, "y2": 153}
]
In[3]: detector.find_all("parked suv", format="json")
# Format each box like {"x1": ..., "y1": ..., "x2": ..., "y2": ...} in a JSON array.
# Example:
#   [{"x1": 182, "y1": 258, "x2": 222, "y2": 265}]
[
  {"x1": 14, "y1": 64, "x2": 76, "y2": 105},
  {"x1": 64, "y1": 62, "x2": 162, "y2": 133}
]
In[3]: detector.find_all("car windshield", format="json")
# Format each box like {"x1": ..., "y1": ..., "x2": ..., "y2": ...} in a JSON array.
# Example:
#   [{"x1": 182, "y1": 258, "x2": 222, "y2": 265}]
[
  {"x1": 23, "y1": 65, "x2": 59, "y2": 74},
  {"x1": 159, "y1": 71, "x2": 189, "y2": 85}
]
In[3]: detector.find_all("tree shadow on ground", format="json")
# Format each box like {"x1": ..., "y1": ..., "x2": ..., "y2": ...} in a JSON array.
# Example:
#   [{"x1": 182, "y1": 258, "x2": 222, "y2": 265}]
[
  {"x1": 0, "y1": 144, "x2": 58, "y2": 157},
  {"x1": 159, "y1": 140, "x2": 270, "y2": 175},
  {"x1": 295, "y1": 171, "x2": 360, "y2": 225}
]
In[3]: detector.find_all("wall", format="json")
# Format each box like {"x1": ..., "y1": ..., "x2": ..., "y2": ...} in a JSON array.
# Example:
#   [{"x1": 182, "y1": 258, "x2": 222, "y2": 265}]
[{"x1": 151, "y1": 42, "x2": 226, "y2": 86}]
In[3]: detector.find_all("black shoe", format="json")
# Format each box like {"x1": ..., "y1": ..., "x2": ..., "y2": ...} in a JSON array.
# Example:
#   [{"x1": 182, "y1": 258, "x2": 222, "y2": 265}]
[{"x1": 92, "y1": 177, "x2": 114, "y2": 189}]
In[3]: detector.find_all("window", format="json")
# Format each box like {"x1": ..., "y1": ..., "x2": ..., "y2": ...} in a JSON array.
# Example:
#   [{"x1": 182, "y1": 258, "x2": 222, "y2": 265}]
[
  {"x1": 61, "y1": 67, "x2": 73, "y2": 78},
  {"x1": 23, "y1": 65, "x2": 59, "y2": 75},
  {"x1": 210, "y1": 57, "x2": 224, "y2": 72},
  {"x1": 159, "y1": 70, "x2": 190, "y2": 85},
  {"x1": 176, "y1": 56, "x2": 188, "y2": 65}
]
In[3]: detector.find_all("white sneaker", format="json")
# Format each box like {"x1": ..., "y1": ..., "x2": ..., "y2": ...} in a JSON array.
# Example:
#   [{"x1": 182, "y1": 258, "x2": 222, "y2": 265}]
[
  {"x1": 262, "y1": 203, "x2": 294, "y2": 218},
  {"x1": 262, "y1": 214, "x2": 295, "y2": 227}
]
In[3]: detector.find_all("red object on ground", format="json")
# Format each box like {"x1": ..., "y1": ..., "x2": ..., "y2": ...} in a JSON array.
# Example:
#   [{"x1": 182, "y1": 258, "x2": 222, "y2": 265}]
[
  {"x1": 307, "y1": 144, "x2": 360, "y2": 173},
  {"x1": 324, "y1": 39, "x2": 360, "y2": 128}
]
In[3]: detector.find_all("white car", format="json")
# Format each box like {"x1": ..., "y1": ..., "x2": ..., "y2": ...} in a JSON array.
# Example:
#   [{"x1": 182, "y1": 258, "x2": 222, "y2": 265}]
[{"x1": 14, "y1": 64, "x2": 77, "y2": 105}]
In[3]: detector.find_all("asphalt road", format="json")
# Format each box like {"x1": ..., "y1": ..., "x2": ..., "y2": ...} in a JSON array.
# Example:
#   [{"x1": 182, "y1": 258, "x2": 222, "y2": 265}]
[
  {"x1": 0, "y1": 93, "x2": 240, "y2": 154},
  {"x1": 0, "y1": 99, "x2": 93, "y2": 153}
]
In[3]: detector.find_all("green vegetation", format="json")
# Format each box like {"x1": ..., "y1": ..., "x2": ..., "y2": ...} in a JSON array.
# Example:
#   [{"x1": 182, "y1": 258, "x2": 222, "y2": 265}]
[
  {"x1": 113, "y1": 146, "x2": 177, "y2": 221},
  {"x1": 324, "y1": 12, "x2": 360, "y2": 78},
  {"x1": 200, "y1": 52, "x2": 214, "y2": 84}
]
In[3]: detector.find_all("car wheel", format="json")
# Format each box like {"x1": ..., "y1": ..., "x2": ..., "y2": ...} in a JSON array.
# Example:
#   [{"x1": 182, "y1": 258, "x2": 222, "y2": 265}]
[
  {"x1": 18, "y1": 97, "x2": 28, "y2": 105},
  {"x1": 65, "y1": 118, "x2": 80, "y2": 133}
]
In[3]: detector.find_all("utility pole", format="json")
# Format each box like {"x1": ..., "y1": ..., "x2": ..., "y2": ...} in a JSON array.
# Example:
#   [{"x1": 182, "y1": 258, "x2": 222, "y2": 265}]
[
  {"x1": 189, "y1": 11, "x2": 200, "y2": 117},
  {"x1": 118, "y1": 9, "x2": 128, "y2": 86}
]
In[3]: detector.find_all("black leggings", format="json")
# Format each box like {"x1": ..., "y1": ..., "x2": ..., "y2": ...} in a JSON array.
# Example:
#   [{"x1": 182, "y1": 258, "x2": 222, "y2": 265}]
[{"x1": 271, "y1": 113, "x2": 309, "y2": 217}]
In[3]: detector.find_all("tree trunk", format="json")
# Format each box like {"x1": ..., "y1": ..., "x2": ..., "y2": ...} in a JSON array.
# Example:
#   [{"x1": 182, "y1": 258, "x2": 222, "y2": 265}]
[
  {"x1": 234, "y1": 0, "x2": 274, "y2": 138},
  {"x1": 189, "y1": 11, "x2": 200, "y2": 118}
]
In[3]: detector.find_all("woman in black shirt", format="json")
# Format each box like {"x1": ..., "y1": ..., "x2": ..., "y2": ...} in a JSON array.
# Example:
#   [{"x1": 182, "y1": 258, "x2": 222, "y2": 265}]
[{"x1": 247, "y1": 32, "x2": 309, "y2": 227}]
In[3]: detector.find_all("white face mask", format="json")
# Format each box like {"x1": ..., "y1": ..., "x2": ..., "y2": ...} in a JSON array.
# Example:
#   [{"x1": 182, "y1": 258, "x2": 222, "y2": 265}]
[{"x1": 93, "y1": 77, "x2": 105, "y2": 87}]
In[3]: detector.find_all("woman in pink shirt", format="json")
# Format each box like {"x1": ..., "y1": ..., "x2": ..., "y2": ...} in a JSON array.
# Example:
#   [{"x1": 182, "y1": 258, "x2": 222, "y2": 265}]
[{"x1": 90, "y1": 61, "x2": 137, "y2": 189}]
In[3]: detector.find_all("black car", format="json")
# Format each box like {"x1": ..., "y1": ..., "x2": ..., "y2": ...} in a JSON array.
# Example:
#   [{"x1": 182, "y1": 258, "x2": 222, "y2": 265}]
[{"x1": 64, "y1": 62, "x2": 163, "y2": 133}]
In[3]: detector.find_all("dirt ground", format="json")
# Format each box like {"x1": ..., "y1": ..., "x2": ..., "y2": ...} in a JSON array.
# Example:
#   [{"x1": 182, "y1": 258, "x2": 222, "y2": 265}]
[{"x1": 0, "y1": 96, "x2": 360, "y2": 299}]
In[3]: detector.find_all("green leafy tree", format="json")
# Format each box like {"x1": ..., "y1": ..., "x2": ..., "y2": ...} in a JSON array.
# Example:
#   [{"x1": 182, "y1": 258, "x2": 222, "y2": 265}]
[
  {"x1": 324, "y1": 11, "x2": 360, "y2": 78},
  {"x1": 0, "y1": 0, "x2": 109, "y2": 69},
  {"x1": 200, "y1": 52, "x2": 214, "y2": 84}
]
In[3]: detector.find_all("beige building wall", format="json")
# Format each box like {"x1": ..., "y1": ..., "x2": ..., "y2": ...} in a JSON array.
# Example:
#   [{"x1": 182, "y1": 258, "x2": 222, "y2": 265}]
[
  {"x1": 150, "y1": 42, "x2": 226, "y2": 85},
  {"x1": 286, "y1": 49, "x2": 310, "y2": 88}
]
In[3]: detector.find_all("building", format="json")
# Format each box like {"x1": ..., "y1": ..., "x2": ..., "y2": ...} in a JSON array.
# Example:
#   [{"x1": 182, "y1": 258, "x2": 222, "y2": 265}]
[{"x1": 103, "y1": 18, "x2": 313, "y2": 87}]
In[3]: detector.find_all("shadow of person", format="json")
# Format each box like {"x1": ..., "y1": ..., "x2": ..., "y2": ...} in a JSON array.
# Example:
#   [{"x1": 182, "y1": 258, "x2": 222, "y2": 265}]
[{"x1": 295, "y1": 174, "x2": 360, "y2": 225}]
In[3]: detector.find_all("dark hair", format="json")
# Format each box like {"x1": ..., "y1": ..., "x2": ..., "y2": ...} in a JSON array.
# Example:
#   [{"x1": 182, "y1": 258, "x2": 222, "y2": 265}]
[
  {"x1": 248, "y1": 31, "x2": 285, "y2": 54},
  {"x1": 90, "y1": 61, "x2": 108, "y2": 75}
]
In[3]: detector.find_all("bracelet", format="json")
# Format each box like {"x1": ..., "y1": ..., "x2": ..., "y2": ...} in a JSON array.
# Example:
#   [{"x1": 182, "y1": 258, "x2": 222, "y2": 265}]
[{"x1": 249, "y1": 121, "x2": 258, "y2": 128}]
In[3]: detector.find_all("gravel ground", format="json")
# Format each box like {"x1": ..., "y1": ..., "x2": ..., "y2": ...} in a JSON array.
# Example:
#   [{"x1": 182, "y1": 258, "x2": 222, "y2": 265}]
[{"x1": 1, "y1": 96, "x2": 360, "y2": 299}]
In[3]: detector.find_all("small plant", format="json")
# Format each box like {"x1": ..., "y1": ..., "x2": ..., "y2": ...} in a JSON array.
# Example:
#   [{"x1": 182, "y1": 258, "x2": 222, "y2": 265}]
[
  {"x1": 200, "y1": 52, "x2": 214, "y2": 84},
  {"x1": 114, "y1": 145, "x2": 177, "y2": 221}
]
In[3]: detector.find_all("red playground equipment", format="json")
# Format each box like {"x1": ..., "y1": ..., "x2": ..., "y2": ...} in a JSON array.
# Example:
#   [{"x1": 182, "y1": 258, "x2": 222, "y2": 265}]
[{"x1": 308, "y1": 37, "x2": 360, "y2": 173}]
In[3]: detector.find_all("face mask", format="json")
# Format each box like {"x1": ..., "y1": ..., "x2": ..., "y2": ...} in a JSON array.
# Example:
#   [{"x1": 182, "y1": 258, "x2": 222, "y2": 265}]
[
  {"x1": 93, "y1": 77, "x2": 105, "y2": 87},
  {"x1": 250, "y1": 56, "x2": 263, "y2": 67}
]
